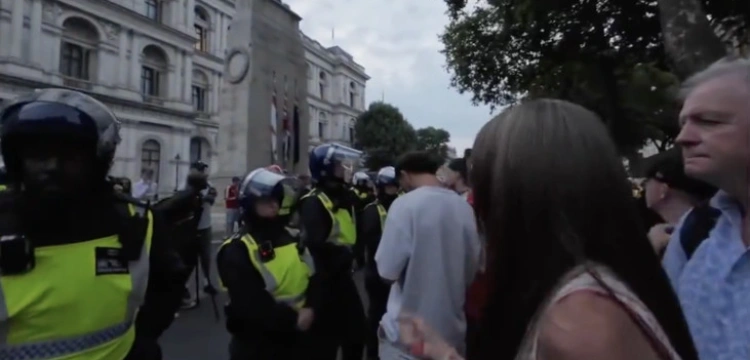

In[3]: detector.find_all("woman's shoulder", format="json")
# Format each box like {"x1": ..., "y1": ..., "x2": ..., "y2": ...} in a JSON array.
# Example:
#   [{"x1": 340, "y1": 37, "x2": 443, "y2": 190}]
[{"x1": 530, "y1": 264, "x2": 680, "y2": 360}]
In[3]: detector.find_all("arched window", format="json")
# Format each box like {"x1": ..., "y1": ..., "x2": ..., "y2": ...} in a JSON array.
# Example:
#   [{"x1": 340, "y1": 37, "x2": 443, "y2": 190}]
[
  {"x1": 145, "y1": 0, "x2": 164, "y2": 22},
  {"x1": 194, "y1": 7, "x2": 210, "y2": 52},
  {"x1": 190, "y1": 137, "x2": 211, "y2": 163},
  {"x1": 349, "y1": 81, "x2": 357, "y2": 107},
  {"x1": 318, "y1": 111, "x2": 327, "y2": 138},
  {"x1": 318, "y1": 71, "x2": 326, "y2": 100},
  {"x1": 191, "y1": 70, "x2": 209, "y2": 112},
  {"x1": 141, "y1": 45, "x2": 168, "y2": 98},
  {"x1": 59, "y1": 17, "x2": 98, "y2": 82},
  {"x1": 141, "y1": 139, "x2": 161, "y2": 183}
]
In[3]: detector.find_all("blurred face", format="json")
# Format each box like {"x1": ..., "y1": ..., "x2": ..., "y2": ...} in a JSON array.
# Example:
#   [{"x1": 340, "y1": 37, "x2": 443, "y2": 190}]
[
  {"x1": 643, "y1": 177, "x2": 668, "y2": 209},
  {"x1": 18, "y1": 137, "x2": 92, "y2": 198},
  {"x1": 334, "y1": 159, "x2": 355, "y2": 183},
  {"x1": 677, "y1": 76, "x2": 750, "y2": 189},
  {"x1": 383, "y1": 184, "x2": 399, "y2": 195},
  {"x1": 254, "y1": 198, "x2": 280, "y2": 218},
  {"x1": 445, "y1": 169, "x2": 462, "y2": 188},
  {"x1": 142, "y1": 170, "x2": 153, "y2": 181}
]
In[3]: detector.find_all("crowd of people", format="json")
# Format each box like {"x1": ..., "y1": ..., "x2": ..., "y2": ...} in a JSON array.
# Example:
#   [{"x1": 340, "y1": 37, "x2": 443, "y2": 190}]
[{"x1": 0, "y1": 55, "x2": 745, "y2": 360}]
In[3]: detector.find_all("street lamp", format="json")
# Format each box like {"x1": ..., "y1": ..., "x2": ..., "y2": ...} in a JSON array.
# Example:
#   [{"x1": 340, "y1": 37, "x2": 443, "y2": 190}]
[{"x1": 174, "y1": 153, "x2": 181, "y2": 192}]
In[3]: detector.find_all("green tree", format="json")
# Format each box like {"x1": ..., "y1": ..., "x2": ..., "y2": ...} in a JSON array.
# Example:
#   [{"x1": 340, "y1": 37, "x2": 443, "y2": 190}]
[
  {"x1": 354, "y1": 102, "x2": 417, "y2": 169},
  {"x1": 415, "y1": 127, "x2": 452, "y2": 158},
  {"x1": 440, "y1": 0, "x2": 739, "y2": 154}
]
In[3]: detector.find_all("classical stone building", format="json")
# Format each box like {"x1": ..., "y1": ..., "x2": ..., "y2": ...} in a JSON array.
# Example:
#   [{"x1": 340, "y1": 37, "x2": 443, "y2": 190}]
[
  {"x1": 0, "y1": 0, "x2": 233, "y2": 196},
  {"x1": 303, "y1": 34, "x2": 370, "y2": 150}
]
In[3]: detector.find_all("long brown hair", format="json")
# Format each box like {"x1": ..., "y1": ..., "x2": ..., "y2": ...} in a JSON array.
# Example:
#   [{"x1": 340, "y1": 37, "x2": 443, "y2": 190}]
[{"x1": 471, "y1": 99, "x2": 698, "y2": 360}]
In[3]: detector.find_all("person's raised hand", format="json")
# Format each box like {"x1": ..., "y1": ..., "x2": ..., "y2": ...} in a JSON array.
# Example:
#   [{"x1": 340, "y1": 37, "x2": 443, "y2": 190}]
[{"x1": 297, "y1": 308, "x2": 314, "y2": 331}]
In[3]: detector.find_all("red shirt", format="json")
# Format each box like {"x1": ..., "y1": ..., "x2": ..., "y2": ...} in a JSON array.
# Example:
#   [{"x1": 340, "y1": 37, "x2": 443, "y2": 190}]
[
  {"x1": 225, "y1": 184, "x2": 239, "y2": 209},
  {"x1": 465, "y1": 190, "x2": 488, "y2": 320}
]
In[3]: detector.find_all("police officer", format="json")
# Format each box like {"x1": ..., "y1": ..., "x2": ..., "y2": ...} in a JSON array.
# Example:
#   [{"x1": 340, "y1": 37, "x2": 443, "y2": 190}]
[
  {"x1": 299, "y1": 143, "x2": 366, "y2": 360},
  {"x1": 0, "y1": 88, "x2": 184, "y2": 359},
  {"x1": 360, "y1": 166, "x2": 399, "y2": 360},
  {"x1": 217, "y1": 168, "x2": 323, "y2": 359},
  {"x1": 351, "y1": 171, "x2": 375, "y2": 204}
]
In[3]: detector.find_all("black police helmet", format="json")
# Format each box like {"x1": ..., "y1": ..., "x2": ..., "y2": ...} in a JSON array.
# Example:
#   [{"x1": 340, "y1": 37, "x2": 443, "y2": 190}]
[{"x1": 0, "y1": 89, "x2": 121, "y2": 180}]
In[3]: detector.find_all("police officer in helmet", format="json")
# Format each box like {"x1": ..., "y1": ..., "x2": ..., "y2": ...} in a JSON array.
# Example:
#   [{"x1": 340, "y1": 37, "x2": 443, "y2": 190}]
[
  {"x1": 299, "y1": 143, "x2": 365, "y2": 360},
  {"x1": 351, "y1": 171, "x2": 374, "y2": 203},
  {"x1": 0, "y1": 88, "x2": 185, "y2": 360},
  {"x1": 217, "y1": 167, "x2": 324, "y2": 359},
  {"x1": 360, "y1": 166, "x2": 399, "y2": 359}
]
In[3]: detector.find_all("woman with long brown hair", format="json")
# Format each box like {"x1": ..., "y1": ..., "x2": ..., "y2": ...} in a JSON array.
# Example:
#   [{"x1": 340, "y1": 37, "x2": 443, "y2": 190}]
[{"x1": 398, "y1": 99, "x2": 698, "y2": 360}]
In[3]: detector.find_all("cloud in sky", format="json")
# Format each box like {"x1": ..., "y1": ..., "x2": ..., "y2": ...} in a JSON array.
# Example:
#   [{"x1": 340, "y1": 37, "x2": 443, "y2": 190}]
[{"x1": 283, "y1": 0, "x2": 494, "y2": 153}]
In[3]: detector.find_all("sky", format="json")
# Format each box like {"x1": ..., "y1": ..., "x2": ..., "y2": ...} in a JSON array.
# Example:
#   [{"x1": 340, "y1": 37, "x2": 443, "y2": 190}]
[{"x1": 283, "y1": 0, "x2": 494, "y2": 154}]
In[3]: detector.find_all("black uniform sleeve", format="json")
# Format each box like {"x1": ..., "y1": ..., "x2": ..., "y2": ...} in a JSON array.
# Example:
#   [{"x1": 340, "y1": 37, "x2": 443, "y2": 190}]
[
  {"x1": 298, "y1": 197, "x2": 332, "y2": 247},
  {"x1": 135, "y1": 209, "x2": 186, "y2": 341},
  {"x1": 361, "y1": 206, "x2": 381, "y2": 269},
  {"x1": 217, "y1": 240, "x2": 299, "y2": 333}
]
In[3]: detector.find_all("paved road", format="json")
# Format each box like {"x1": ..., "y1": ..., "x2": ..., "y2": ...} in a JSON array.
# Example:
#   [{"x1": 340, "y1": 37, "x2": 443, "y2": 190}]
[{"x1": 160, "y1": 241, "x2": 369, "y2": 360}]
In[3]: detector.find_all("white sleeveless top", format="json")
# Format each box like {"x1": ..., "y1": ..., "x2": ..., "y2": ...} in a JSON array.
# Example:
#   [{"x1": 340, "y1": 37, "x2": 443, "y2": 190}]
[{"x1": 515, "y1": 263, "x2": 682, "y2": 360}]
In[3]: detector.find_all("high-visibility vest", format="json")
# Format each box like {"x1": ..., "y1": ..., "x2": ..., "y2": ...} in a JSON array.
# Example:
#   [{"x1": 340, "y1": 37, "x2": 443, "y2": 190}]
[
  {"x1": 0, "y1": 185, "x2": 7, "y2": 192},
  {"x1": 220, "y1": 231, "x2": 315, "y2": 310},
  {"x1": 300, "y1": 190, "x2": 356, "y2": 248},
  {"x1": 364, "y1": 202, "x2": 388, "y2": 232},
  {"x1": 0, "y1": 203, "x2": 153, "y2": 360},
  {"x1": 352, "y1": 188, "x2": 369, "y2": 200},
  {"x1": 278, "y1": 184, "x2": 296, "y2": 216}
]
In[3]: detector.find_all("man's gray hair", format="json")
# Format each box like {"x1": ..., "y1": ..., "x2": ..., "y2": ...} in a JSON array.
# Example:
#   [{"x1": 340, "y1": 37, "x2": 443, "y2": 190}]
[{"x1": 678, "y1": 56, "x2": 750, "y2": 99}]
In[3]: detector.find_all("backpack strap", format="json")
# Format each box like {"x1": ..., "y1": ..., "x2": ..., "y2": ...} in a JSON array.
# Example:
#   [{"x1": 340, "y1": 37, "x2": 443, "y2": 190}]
[{"x1": 679, "y1": 203, "x2": 721, "y2": 260}]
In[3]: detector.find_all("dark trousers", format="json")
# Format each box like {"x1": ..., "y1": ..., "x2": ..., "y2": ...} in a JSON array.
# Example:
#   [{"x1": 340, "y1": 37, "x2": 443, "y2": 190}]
[
  {"x1": 307, "y1": 276, "x2": 366, "y2": 360},
  {"x1": 365, "y1": 273, "x2": 390, "y2": 359},
  {"x1": 179, "y1": 228, "x2": 213, "y2": 297}
]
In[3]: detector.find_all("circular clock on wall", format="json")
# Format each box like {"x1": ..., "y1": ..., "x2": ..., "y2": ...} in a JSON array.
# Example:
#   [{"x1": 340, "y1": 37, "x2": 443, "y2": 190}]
[{"x1": 225, "y1": 48, "x2": 250, "y2": 84}]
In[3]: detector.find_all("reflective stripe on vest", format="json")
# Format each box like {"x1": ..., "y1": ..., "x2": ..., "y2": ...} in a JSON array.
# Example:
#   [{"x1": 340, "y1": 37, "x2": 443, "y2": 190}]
[
  {"x1": 240, "y1": 233, "x2": 314, "y2": 310},
  {"x1": 375, "y1": 204, "x2": 387, "y2": 231},
  {"x1": 278, "y1": 185, "x2": 296, "y2": 216},
  {"x1": 0, "y1": 203, "x2": 153, "y2": 360},
  {"x1": 305, "y1": 191, "x2": 356, "y2": 248}
]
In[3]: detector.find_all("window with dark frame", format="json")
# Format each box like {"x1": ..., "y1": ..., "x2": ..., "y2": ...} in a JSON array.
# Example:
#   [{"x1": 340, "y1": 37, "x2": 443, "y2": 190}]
[
  {"x1": 141, "y1": 66, "x2": 160, "y2": 96},
  {"x1": 145, "y1": 0, "x2": 161, "y2": 22},
  {"x1": 192, "y1": 85, "x2": 207, "y2": 112},
  {"x1": 194, "y1": 25, "x2": 208, "y2": 52},
  {"x1": 59, "y1": 42, "x2": 90, "y2": 80},
  {"x1": 141, "y1": 140, "x2": 161, "y2": 183}
]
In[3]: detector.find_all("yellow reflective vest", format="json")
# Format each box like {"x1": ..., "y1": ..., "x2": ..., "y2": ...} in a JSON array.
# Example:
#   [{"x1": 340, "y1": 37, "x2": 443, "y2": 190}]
[
  {"x1": 0, "y1": 202, "x2": 152, "y2": 360},
  {"x1": 364, "y1": 202, "x2": 388, "y2": 232},
  {"x1": 278, "y1": 184, "x2": 296, "y2": 216},
  {"x1": 220, "y1": 230, "x2": 315, "y2": 310},
  {"x1": 301, "y1": 190, "x2": 356, "y2": 248}
]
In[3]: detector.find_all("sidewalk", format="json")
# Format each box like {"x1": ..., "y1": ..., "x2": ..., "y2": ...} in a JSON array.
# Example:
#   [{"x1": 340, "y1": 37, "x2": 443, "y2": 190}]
[{"x1": 210, "y1": 210, "x2": 227, "y2": 243}]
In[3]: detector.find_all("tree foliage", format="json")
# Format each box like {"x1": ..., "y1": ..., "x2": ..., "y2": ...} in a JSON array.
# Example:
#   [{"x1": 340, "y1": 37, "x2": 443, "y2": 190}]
[
  {"x1": 415, "y1": 126, "x2": 452, "y2": 158},
  {"x1": 354, "y1": 102, "x2": 417, "y2": 169},
  {"x1": 440, "y1": 0, "x2": 740, "y2": 154}
]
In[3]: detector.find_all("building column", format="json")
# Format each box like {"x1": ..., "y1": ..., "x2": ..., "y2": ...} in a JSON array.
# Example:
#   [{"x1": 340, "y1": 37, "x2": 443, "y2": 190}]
[
  {"x1": 211, "y1": 72, "x2": 219, "y2": 113},
  {"x1": 183, "y1": 53, "x2": 193, "y2": 101},
  {"x1": 174, "y1": 52, "x2": 183, "y2": 101},
  {"x1": 10, "y1": 0, "x2": 24, "y2": 58},
  {"x1": 129, "y1": 33, "x2": 141, "y2": 90},
  {"x1": 29, "y1": 0, "x2": 43, "y2": 64},
  {"x1": 170, "y1": 0, "x2": 181, "y2": 30},
  {"x1": 185, "y1": 0, "x2": 195, "y2": 29},
  {"x1": 118, "y1": 28, "x2": 129, "y2": 86},
  {"x1": 213, "y1": 14, "x2": 222, "y2": 56}
]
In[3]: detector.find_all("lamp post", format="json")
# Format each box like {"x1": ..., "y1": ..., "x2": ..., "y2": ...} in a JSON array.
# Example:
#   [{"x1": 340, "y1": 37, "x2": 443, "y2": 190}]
[{"x1": 174, "y1": 153, "x2": 181, "y2": 192}]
